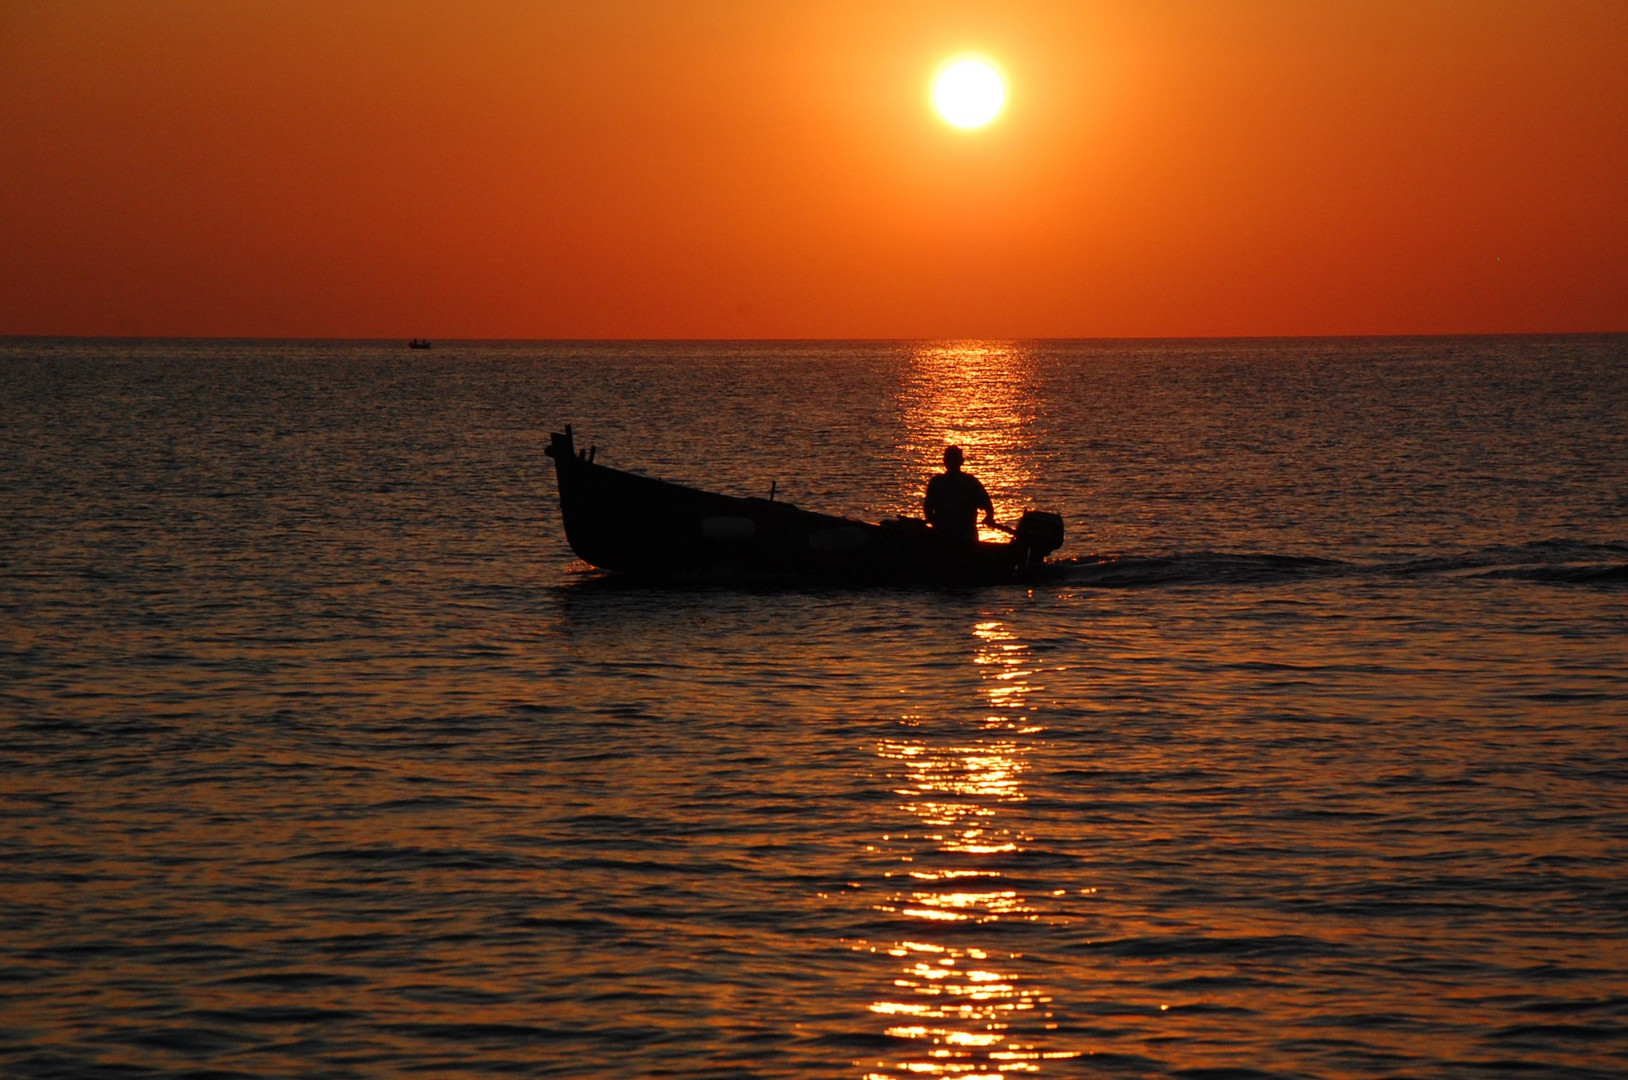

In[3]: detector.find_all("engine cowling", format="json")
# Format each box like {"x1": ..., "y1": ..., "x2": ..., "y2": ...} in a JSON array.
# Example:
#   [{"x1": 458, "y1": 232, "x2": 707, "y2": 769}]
[{"x1": 1014, "y1": 510, "x2": 1065, "y2": 567}]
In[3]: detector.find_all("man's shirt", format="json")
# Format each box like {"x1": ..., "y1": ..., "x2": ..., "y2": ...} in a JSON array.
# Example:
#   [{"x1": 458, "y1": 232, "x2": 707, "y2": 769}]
[{"x1": 925, "y1": 470, "x2": 992, "y2": 543}]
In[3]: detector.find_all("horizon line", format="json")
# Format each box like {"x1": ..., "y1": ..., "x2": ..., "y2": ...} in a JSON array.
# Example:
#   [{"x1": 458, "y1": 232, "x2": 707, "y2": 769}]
[{"x1": 4, "y1": 331, "x2": 1624, "y2": 345}]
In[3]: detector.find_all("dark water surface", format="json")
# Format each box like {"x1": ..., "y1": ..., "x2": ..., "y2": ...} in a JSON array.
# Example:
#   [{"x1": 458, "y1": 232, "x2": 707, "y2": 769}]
[{"x1": 2, "y1": 337, "x2": 1626, "y2": 1078}]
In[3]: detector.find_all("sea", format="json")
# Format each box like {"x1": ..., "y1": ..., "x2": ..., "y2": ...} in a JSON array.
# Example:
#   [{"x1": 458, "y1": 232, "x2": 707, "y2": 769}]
[{"x1": 2, "y1": 336, "x2": 1625, "y2": 1079}]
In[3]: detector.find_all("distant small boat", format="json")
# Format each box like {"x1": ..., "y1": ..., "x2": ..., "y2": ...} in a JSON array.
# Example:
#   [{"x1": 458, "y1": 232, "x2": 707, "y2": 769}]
[
  {"x1": 408, "y1": 338, "x2": 432, "y2": 350},
  {"x1": 544, "y1": 425, "x2": 1064, "y2": 585}
]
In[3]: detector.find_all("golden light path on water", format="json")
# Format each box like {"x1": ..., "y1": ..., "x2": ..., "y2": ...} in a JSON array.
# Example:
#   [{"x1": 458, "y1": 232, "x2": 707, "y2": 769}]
[
  {"x1": 858, "y1": 619, "x2": 1080, "y2": 1078},
  {"x1": 856, "y1": 343, "x2": 1081, "y2": 1075},
  {"x1": 895, "y1": 342, "x2": 1040, "y2": 542}
]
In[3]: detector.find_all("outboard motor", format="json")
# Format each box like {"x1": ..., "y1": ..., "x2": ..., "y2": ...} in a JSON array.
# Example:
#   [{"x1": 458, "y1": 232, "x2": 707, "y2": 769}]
[{"x1": 1013, "y1": 510, "x2": 1065, "y2": 570}]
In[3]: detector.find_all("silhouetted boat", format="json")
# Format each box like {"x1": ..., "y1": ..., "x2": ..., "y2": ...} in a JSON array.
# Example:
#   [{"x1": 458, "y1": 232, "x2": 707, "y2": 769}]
[
  {"x1": 408, "y1": 338, "x2": 432, "y2": 350},
  {"x1": 545, "y1": 425, "x2": 1064, "y2": 584}
]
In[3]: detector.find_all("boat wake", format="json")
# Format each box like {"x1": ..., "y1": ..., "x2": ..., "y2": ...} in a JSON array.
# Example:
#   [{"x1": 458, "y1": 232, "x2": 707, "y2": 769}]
[
  {"x1": 1056, "y1": 552, "x2": 1347, "y2": 587},
  {"x1": 1053, "y1": 539, "x2": 1628, "y2": 589},
  {"x1": 555, "y1": 540, "x2": 1628, "y2": 593}
]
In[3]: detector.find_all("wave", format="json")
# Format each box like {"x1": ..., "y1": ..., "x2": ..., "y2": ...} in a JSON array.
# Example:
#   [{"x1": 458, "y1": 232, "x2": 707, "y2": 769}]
[
  {"x1": 1056, "y1": 552, "x2": 1347, "y2": 587},
  {"x1": 551, "y1": 540, "x2": 1627, "y2": 593},
  {"x1": 1057, "y1": 539, "x2": 1628, "y2": 589}
]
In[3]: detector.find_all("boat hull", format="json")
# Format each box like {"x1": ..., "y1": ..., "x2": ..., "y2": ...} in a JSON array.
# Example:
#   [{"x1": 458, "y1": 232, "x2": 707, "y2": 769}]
[{"x1": 544, "y1": 427, "x2": 1062, "y2": 586}]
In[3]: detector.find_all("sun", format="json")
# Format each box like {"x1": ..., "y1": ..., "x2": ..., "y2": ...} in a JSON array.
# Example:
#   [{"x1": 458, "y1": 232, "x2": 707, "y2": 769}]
[{"x1": 933, "y1": 57, "x2": 1006, "y2": 129}]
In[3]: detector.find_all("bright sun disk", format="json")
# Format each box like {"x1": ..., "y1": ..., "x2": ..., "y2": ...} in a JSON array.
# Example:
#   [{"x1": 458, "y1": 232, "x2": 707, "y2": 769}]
[{"x1": 933, "y1": 58, "x2": 1005, "y2": 129}]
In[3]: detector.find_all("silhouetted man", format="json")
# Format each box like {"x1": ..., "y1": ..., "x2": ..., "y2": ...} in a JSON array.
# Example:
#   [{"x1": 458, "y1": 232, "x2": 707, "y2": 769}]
[{"x1": 924, "y1": 445, "x2": 994, "y2": 544}]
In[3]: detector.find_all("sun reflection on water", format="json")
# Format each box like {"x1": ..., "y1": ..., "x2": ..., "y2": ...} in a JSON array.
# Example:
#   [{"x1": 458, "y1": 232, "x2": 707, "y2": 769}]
[
  {"x1": 896, "y1": 342, "x2": 1042, "y2": 541},
  {"x1": 858, "y1": 621, "x2": 1077, "y2": 1078}
]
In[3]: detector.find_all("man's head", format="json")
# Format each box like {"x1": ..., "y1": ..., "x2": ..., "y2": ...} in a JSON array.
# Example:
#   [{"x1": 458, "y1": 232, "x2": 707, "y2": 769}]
[{"x1": 943, "y1": 446, "x2": 964, "y2": 471}]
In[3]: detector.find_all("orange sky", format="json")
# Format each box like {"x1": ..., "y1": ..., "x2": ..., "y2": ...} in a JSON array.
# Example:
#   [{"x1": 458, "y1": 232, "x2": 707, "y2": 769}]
[{"x1": 2, "y1": 0, "x2": 1625, "y2": 338}]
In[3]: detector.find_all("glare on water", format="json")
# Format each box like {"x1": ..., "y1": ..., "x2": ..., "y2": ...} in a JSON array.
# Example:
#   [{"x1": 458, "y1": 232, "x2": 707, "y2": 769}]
[
  {"x1": 898, "y1": 342, "x2": 1042, "y2": 541},
  {"x1": 858, "y1": 620, "x2": 1083, "y2": 1078}
]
